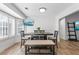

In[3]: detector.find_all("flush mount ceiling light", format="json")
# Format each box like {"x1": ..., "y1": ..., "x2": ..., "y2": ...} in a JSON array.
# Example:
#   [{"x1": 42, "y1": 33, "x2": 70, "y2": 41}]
[{"x1": 39, "y1": 7, "x2": 46, "y2": 13}]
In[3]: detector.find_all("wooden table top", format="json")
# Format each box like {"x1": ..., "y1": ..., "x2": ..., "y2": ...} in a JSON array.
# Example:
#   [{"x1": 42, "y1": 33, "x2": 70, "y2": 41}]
[
  {"x1": 24, "y1": 33, "x2": 53, "y2": 35},
  {"x1": 25, "y1": 40, "x2": 55, "y2": 46}
]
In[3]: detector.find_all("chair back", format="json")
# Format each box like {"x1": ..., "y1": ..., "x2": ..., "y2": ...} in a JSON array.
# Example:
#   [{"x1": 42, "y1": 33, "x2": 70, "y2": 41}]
[
  {"x1": 54, "y1": 31, "x2": 58, "y2": 39},
  {"x1": 31, "y1": 35, "x2": 39, "y2": 40},
  {"x1": 54, "y1": 31, "x2": 58, "y2": 48},
  {"x1": 31, "y1": 35, "x2": 45, "y2": 40},
  {"x1": 34, "y1": 30, "x2": 45, "y2": 33},
  {"x1": 20, "y1": 31, "x2": 24, "y2": 37}
]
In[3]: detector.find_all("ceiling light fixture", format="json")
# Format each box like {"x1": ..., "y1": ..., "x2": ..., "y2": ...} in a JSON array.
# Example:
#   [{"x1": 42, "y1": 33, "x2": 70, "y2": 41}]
[{"x1": 39, "y1": 7, "x2": 46, "y2": 13}]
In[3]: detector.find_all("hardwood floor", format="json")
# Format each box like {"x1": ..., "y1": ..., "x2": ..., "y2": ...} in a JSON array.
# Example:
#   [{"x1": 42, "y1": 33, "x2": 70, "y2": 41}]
[
  {"x1": 58, "y1": 40, "x2": 79, "y2": 55},
  {"x1": 0, "y1": 40, "x2": 79, "y2": 55}
]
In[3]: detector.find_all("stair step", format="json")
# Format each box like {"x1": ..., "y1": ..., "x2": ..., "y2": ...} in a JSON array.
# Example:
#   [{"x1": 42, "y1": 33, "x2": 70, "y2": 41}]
[
  {"x1": 68, "y1": 26, "x2": 74, "y2": 28},
  {"x1": 68, "y1": 30, "x2": 75, "y2": 31},
  {"x1": 67, "y1": 22, "x2": 77, "y2": 41},
  {"x1": 68, "y1": 23, "x2": 74, "y2": 24},
  {"x1": 69, "y1": 38, "x2": 77, "y2": 39},
  {"x1": 69, "y1": 30, "x2": 75, "y2": 32},
  {"x1": 68, "y1": 22, "x2": 75, "y2": 24},
  {"x1": 68, "y1": 38, "x2": 77, "y2": 41},
  {"x1": 69, "y1": 34, "x2": 76, "y2": 36}
]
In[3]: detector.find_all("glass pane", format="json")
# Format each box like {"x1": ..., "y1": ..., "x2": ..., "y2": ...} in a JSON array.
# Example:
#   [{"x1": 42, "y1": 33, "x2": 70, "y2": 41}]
[
  {"x1": 2, "y1": 16, "x2": 8, "y2": 36},
  {"x1": 0, "y1": 22, "x2": 3, "y2": 26},
  {"x1": 0, "y1": 14, "x2": 3, "y2": 37},
  {"x1": 0, "y1": 27, "x2": 3, "y2": 36},
  {"x1": 2, "y1": 16, "x2": 8, "y2": 22},
  {"x1": 27, "y1": 26, "x2": 34, "y2": 33},
  {"x1": 3, "y1": 27, "x2": 7, "y2": 35},
  {"x1": 75, "y1": 21, "x2": 79, "y2": 30},
  {"x1": 18, "y1": 21, "x2": 24, "y2": 33}
]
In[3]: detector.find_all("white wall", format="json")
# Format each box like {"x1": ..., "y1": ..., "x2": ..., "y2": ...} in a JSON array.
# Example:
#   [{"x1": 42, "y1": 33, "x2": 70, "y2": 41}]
[
  {"x1": 57, "y1": 4, "x2": 79, "y2": 20},
  {"x1": 59, "y1": 18, "x2": 66, "y2": 40},
  {"x1": 28, "y1": 15, "x2": 58, "y2": 33}
]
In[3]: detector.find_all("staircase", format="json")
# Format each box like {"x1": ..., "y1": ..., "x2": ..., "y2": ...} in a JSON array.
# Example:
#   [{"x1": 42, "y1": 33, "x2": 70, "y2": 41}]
[{"x1": 67, "y1": 22, "x2": 77, "y2": 41}]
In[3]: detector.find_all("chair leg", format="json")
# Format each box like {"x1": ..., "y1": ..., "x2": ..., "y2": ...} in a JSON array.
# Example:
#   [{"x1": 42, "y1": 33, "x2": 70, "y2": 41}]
[
  {"x1": 21, "y1": 39, "x2": 22, "y2": 48},
  {"x1": 21, "y1": 40, "x2": 24, "y2": 48},
  {"x1": 23, "y1": 40, "x2": 25, "y2": 45},
  {"x1": 55, "y1": 40, "x2": 58, "y2": 48},
  {"x1": 55, "y1": 43, "x2": 58, "y2": 48},
  {"x1": 57, "y1": 44, "x2": 58, "y2": 48}
]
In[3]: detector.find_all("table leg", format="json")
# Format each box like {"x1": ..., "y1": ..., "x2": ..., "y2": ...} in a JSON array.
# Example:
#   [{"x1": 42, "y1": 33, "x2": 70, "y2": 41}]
[
  {"x1": 21, "y1": 39, "x2": 22, "y2": 47},
  {"x1": 25, "y1": 45, "x2": 28, "y2": 55},
  {"x1": 23, "y1": 40, "x2": 25, "y2": 45},
  {"x1": 44, "y1": 35, "x2": 47, "y2": 40},
  {"x1": 52, "y1": 45, "x2": 55, "y2": 55}
]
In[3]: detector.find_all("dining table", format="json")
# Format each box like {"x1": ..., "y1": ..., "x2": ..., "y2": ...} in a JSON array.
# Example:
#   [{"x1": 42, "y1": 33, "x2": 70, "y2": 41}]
[{"x1": 24, "y1": 32, "x2": 53, "y2": 40}]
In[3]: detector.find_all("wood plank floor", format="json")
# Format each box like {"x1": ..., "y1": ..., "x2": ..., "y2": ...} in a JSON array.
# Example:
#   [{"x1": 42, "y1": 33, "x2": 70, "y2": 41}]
[
  {"x1": 58, "y1": 40, "x2": 79, "y2": 55},
  {"x1": 0, "y1": 40, "x2": 79, "y2": 55}
]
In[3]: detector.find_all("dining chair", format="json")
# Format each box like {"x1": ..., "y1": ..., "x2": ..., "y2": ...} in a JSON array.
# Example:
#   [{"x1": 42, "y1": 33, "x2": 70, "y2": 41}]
[
  {"x1": 20, "y1": 31, "x2": 31, "y2": 48},
  {"x1": 39, "y1": 35, "x2": 45, "y2": 40},
  {"x1": 31, "y1": 35, "x2": 39, "y2": 40},
  {"x1": 48, "y1": 31, "x2": 58, "y2": 48}
]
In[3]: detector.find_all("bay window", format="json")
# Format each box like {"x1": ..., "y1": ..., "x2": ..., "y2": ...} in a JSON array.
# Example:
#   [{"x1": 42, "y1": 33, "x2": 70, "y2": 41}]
[
  {"x1": 0, "y1": 11, "x2": 16, "y2": 39},
  {"x1": 0, "y1": 15, "x2": 8, "y2": 38}
]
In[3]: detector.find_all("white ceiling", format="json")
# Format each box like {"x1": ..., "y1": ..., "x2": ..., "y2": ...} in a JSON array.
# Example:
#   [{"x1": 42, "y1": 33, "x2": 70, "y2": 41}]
[
  {"x1": 14, "y1": 3, "x2": 75, "y2": 18},
  {"x1": 0, "y1": 3, "x2": 24, "y2": 19}
]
